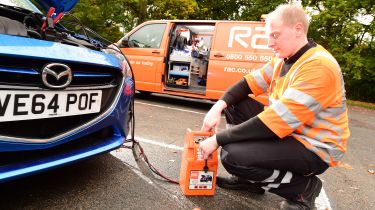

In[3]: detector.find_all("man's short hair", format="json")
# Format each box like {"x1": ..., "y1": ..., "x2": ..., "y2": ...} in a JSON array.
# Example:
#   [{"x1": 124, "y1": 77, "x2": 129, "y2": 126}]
[{"x1": 267, "y1": 4, "x2": 309, "y2": 34}]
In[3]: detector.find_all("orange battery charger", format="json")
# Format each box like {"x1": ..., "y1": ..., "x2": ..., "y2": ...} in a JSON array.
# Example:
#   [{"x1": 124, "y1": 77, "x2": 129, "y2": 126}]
[{"x1": 179, "y1": 128, "x2": 218, "y2": 196}]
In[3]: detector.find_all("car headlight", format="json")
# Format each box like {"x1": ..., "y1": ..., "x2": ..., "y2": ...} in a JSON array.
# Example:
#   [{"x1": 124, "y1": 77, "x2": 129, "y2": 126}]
[
  {"x1": 102, "y1": 45, "x2": 131, "y2": 77},
  {"x1": 102, "y1": 45, "x2": 134, "y2": 97}
]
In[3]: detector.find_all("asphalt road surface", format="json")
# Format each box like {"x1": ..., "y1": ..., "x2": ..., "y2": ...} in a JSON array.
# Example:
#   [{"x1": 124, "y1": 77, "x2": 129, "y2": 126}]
[{"x1": 0, "y1": 93, "x2": 374, "y2": 210}]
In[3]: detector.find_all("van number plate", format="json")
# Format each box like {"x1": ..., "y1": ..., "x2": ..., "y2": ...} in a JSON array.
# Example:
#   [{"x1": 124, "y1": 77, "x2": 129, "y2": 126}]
[{"x1": 0, "y1": 90, "x2": 102, "y2": 122}]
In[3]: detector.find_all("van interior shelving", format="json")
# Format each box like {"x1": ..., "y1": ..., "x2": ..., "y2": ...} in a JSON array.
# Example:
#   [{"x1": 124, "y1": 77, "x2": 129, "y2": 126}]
[{"x1": 165, "y1": 23, "x2": 215, "y2": 94}]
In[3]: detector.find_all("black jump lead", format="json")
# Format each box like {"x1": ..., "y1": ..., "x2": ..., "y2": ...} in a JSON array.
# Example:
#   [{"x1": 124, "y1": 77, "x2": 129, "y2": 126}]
[{"x1": 107, "y1": 44, "x2": 179, "y2": 185}]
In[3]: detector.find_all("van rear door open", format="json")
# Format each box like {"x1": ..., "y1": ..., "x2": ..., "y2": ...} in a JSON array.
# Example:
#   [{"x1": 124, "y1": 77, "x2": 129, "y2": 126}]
[{"x1": 207, "y1": 21, "x2": 272, "y2": 99}]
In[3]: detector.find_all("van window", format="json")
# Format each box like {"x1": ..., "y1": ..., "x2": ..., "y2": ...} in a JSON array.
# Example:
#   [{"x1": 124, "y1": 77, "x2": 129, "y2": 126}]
[{"x1": 128, "y1": 23, "x2": 166, "y2": 48}]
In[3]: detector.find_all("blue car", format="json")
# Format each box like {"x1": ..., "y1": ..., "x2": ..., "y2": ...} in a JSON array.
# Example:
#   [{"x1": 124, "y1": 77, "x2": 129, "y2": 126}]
[{"x1": 0, "y1": 0, "x2": 134, "y2": 182}]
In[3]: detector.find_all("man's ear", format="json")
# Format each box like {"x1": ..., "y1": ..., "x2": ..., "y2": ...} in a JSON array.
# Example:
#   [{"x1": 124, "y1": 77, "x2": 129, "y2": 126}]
[{"x1": 295, "y1": 23, "x2": 304, "y2": 36}]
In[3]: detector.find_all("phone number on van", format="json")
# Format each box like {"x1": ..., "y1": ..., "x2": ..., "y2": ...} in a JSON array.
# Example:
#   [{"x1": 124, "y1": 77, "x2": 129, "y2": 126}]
[{"x1": 225, "y1": 54, "x2": 272, "y2": 62}]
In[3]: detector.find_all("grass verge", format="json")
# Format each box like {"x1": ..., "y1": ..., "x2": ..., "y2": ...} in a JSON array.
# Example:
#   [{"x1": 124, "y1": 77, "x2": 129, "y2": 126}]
[{"x1": 347, "y1": 100, "x2": 375, "y2": 110}]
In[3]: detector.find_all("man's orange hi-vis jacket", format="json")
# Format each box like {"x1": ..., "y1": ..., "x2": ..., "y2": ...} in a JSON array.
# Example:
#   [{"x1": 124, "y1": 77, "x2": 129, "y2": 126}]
[{"x1": 245, "y1": 45, "x2": 350, "y2": 167}]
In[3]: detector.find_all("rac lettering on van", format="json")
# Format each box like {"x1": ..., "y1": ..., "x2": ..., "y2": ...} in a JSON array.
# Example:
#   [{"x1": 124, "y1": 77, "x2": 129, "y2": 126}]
[{"x1": 228, "y1": 26, "x2": 268, "y2": 50}]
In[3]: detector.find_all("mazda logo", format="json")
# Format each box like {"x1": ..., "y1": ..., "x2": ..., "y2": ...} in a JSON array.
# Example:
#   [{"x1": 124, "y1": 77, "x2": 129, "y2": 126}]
[{"x1": 42, "y1": 63, "x2": 72, "y2": 89}]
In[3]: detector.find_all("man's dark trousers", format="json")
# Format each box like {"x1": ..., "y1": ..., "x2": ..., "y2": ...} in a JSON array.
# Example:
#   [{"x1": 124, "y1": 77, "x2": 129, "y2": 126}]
[{"x1": 221, "y1": 97, "x2": 329, "y2": 200}]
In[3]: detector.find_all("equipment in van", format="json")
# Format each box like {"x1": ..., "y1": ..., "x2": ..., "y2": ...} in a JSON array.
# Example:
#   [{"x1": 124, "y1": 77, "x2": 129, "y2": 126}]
[
  {"x1": 172, "y1": 33, "x2": 187, "y2": 50},
  {"x1": 179, "y1": 129, "x2": 218, "y2": 196}
]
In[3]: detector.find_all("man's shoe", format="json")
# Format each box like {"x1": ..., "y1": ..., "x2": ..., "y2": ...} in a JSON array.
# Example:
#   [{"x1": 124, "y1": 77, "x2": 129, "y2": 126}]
[
  {"x1": 216, "y1": 175, "x2": 265, "y2": 194},
  {"x1": 279, "y1": 176, "x2": 322, "y2": 210}
]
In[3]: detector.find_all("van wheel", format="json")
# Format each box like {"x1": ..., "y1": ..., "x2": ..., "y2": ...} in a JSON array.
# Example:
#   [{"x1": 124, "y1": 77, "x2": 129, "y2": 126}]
[
  {"x1": 126, "y1": 100, "x2": 134, "y2": 139},
  {"x1": 138, "y1": 91, "x2": 152, "y2": 97}
]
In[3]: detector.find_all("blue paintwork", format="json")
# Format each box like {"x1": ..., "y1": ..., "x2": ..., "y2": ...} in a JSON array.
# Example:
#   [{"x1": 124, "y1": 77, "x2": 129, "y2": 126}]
[
  {"x1": 0, "y1": 67, "x2": 38, "y2": 75},
  {"x1": 36, "y1": 0, "x2": 79, "y2": 14},
  {"x1": 0, "y1": 134, "x2": 123, "y2": 181},
  {"x1": 74, "y1": 72, "x2": 113, "y2": 77},
  {"x1": 0, "y1": 34, "x2": 120, "y2": 68},
  {"x1": 0, "y1": 67, "x2": 113, "y2": 77}
]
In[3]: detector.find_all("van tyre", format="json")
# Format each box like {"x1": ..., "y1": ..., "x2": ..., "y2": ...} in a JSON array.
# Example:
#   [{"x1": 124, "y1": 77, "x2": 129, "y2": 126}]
[
  {"x1": 138, "y1": 91, "x2": 151, "y2": 97},
  {"x1": 126, "y1": 100, "x2": 134, "y2": 138}
]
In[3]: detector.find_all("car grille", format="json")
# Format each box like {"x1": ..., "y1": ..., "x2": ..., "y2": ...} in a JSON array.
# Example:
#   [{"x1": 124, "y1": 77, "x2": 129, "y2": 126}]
[
  {"x1": 0, "y1": 56, "x2": 123, "y2": 139},
  {"x1": 0, "y1": 56, "x2": 118, "y2": 87},
  {"x1": 0, "y1": 126, "x2": 115, "y2": 167}
]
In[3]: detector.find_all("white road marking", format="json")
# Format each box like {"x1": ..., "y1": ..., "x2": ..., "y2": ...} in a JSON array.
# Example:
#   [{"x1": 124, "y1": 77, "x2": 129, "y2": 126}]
[
  {"x1": 120, "y1": 136, "x2": 333, "y2": 210},
  {"x1": 111, "y1": 150, "x2": 156, "y2": 185},
  {"x1": 133, "y1": 136, "x2": 183, "y2": 151},
  {"x1": 135, "y1": 101, "x2": 207, "y2": 115},
  {"x1": 316, "y1": 187, "x2": 333, "y2": 210}
]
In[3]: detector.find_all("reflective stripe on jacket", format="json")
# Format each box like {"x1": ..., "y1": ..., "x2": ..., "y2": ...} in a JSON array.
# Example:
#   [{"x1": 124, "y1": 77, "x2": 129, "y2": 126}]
[{"x1": 244, "y1": 45, "x2": 350, "y2": 167}]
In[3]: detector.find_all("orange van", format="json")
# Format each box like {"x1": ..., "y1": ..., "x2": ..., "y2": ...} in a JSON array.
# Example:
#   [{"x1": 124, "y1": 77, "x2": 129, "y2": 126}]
[{"x1": 118, "y1": 20, "x2": 273, "y2": 101}]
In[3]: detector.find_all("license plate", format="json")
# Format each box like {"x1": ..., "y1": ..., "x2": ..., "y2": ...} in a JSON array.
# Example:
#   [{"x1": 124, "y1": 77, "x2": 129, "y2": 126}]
[{"x1": 0, "y1": 90, "x2": 102, "y2": 122}]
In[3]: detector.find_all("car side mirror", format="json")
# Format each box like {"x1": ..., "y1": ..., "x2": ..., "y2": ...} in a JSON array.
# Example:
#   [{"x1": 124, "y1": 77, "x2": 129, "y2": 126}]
[{"x1": 120, "y1": 36, "x2": 129, "y2": 48}]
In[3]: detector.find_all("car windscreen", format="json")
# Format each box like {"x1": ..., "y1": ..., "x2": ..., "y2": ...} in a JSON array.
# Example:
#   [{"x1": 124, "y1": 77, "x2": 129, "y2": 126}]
[{"x1": 1, "y1": 0, "x2": 42, "y2": 13}]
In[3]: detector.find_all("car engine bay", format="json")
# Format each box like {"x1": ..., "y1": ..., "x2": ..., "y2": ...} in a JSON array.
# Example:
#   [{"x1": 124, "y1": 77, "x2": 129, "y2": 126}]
[{"x1": 0, "y1": 3, "x2": 107, "y2": 50}]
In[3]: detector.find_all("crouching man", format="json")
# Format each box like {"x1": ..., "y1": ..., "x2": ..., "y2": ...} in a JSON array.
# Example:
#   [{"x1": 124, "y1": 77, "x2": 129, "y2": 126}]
[{"x1": 200, "y1": 4, "x2": 350, "y2": 210}]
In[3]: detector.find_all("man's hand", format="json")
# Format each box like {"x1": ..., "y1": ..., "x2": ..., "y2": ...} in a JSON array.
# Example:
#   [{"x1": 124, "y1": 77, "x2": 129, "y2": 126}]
[
  {"x1": 201, "y1": 100, "x2": 227, "y2": 133},
  {"x1": 199, "y1": 135, "x2": 219, "y2": 160}
]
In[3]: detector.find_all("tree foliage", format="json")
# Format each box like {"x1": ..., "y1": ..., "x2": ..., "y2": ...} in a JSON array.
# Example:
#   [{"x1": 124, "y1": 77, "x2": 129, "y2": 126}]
[
  {"x1": 64, "y1": 0, "x2": 124, "y2": 42},
  {"x1": 302, "y1": 0, "x2": 374, "y2": 102},
  {"x1": 68, "y1": 0, "x2": 374, "y2": 102},
  {"x1": 70, "y1": 0, "x2": 284, "y2": 39}
]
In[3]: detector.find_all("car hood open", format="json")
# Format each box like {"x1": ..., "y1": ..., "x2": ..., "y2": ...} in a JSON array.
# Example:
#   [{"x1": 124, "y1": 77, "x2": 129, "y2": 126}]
[{"x1": 36, "y1": 0, "x2": 79, "y2": 14}]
